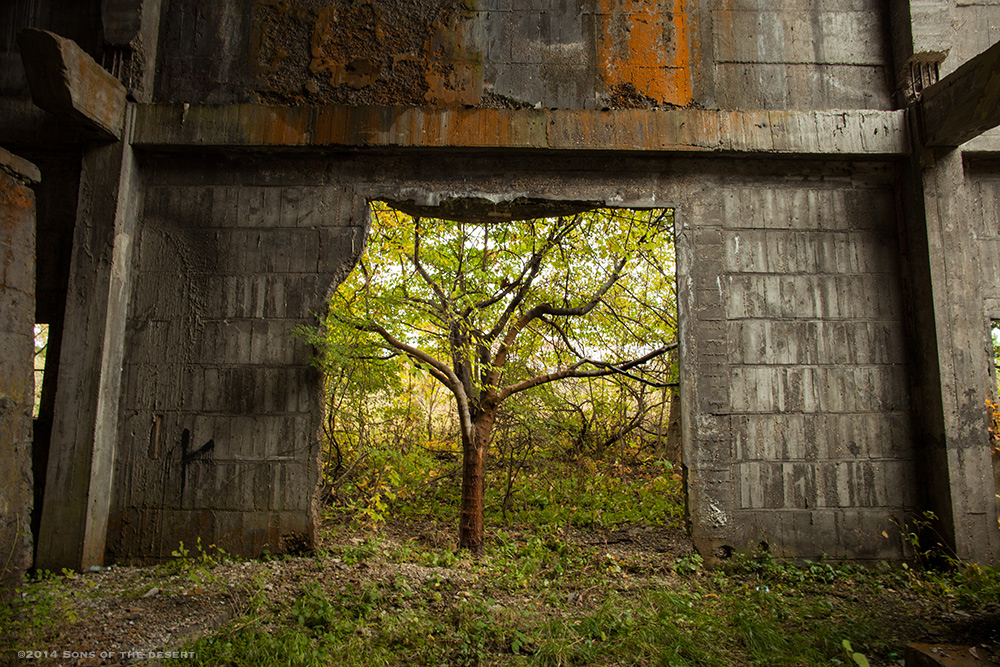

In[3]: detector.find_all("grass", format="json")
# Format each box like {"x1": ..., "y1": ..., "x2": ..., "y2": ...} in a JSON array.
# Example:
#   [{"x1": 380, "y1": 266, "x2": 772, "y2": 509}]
[
  {"x1": 4, "y1": 451, "x2": 999, "y2": 666},
  {"x1": 168, "y1": 539, "x2": 999, "y2": 667},
  {"x1": 166, "y1": 451, "x2": 999, "y2": 667}
]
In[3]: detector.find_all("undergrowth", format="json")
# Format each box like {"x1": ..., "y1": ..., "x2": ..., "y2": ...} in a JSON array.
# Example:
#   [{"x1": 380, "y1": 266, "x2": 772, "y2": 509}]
[
  {"x1": 328, "y1": 441, "x2": 686, "y2": 534},
  {"x1": 171, "y1": 538, "x2": 1000, "y2": 667},
  {"x1": 168, "y1": 453, "x2": 1000, "y2": 667},
  {"x1": 5, "y1": 454, "x2": 1000, "y2": 667}
]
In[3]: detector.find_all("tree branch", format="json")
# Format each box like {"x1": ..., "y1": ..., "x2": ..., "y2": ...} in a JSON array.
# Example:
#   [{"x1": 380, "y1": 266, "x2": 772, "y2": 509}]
[
  {"x1": 498, "y1": 343, "x2": 674, "y2": 401},
  {"x1": 482, "y1": 219, "x2": 572, "y2": 342},
  {"x1": 490, "y1": 253, "x2": 629, "y2": 383},
  {"x1": 410, "y1": 217, "x2": 452, "y2": 314}
]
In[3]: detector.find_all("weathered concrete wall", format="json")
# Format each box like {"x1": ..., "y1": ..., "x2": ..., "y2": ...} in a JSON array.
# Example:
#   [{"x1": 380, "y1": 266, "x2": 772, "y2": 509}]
[
  {"x1": 969, "y1": 160, "x2": 1000, "y2": 542},
  {"x1": 107, "y1": 155, "x2": 367, "y2": 561},
  {"x1": 20, "y1": 150, "x2": 78, "y2": 554},
  {"x1": 104, "y1": 150, "x2": 922, "y2": 561},
  {"x1": 34, "y1": 108, "x2": 145, "y2": 572},
  {"x1": 153, "y1": 0, "x2": 892, "y2": 111},
  {"x1": 921, "y1": 155, "x2": 1000, "y2": 561},
  {"x1": 707, "y1": 1, "x2": 891, "y2": 110},
  {"x1": 0, "y1": 148, "x2": 39, "y2": 594},
  {"x1": 947, "y1": 3, "x2": 1000, "y2": 78},
  {"x1": 678, "y1": 164, "x2": 917, "y2": 560}
]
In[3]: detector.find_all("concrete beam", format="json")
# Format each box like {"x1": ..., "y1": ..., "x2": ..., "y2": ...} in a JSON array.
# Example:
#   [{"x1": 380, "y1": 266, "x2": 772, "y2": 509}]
[
  {"x1": 17, "y1": 29, "x2": 127, "y2": 141},
  {"x1": 133, "y1": 105, "x2": 909, "y2": 157},
  {"x1": 919, "y1": 40, "x2": 1000, "y2": 148}
]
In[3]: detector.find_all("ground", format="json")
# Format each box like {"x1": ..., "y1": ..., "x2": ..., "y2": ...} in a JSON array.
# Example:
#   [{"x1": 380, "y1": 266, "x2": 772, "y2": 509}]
[{"x1": 3, "y1": 514, "x2": 999, "y2": 667}]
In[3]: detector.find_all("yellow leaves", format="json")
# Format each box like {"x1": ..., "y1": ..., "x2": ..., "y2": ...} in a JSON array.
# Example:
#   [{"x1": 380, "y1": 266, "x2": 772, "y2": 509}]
[{"x1": 987, "y1": 397, "x2": 1000, "y2": 455}]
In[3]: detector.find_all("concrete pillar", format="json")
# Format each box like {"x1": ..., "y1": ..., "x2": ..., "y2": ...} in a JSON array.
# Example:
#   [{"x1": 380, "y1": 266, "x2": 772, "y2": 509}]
[
  {"x1": 35, "y1": 107, "x2": 140, "y2": 571},
  {"x1": 911, "y1": 146, "x2": 1000, "y2": 563},
  {"x1": 0, "y1": 147, "x2": 40, "y2": 594}
]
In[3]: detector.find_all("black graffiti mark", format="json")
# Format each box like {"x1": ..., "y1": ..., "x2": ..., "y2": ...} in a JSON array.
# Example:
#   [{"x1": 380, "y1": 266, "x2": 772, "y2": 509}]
[{"x1": 179, "y1": 428, "x2": 215, "y2": 497}]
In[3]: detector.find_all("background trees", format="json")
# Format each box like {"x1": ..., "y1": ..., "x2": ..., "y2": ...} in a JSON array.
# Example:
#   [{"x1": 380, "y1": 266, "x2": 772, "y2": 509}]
[{"x1": 310, "y1": 203, "x2": 679, "y2": 553}]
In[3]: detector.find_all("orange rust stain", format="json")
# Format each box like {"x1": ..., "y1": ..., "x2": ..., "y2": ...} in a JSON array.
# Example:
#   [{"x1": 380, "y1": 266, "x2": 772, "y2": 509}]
[
  {"x1": 310, "y1": 5, "x2": 377, "y2": 88},
  {"x1": 305, "y1": 3, "x2": 481, "y2": 107},
  {"x1": 597, "y1": 0, "x2": 693, "y2": 107},
  {"x1": 420, "y1": 11, "x2": 482, "y2": 106},
  {"x1": 257, "y1": 107, "x2": 311, "y2": 145},
  {"x1": 0, "y1": 174, "x2": 34, "y2": 223}
]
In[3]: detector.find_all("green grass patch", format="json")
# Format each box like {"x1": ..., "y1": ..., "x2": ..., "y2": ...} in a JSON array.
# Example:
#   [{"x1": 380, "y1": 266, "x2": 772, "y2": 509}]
[{"x1": 167, "y1": 527, "x2": 1000, "y2": 667}]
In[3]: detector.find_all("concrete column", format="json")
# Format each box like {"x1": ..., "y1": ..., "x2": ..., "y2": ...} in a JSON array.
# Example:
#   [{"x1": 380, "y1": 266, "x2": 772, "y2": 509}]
[
  {"x1": 35, "y1": 107, "x2": 141, "y2": 571},
  {"x1": 913, "y1": 146, "x2": 1000, "y2": 563},
  {"x1": 0, "y1": 147, "x2": 40, "y2": 594}
]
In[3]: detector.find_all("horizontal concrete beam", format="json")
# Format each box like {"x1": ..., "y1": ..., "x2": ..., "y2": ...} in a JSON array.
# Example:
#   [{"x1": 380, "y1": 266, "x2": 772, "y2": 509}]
[
  {"x1": 134, "y1": 105, "x2": 909, "y2": 156},
  {"x1": 919, "y1": 40, "x2": 1000, "y2": 147},
  {"x1": 17, "y1": 29, "x2": 127, "y2": 141}
]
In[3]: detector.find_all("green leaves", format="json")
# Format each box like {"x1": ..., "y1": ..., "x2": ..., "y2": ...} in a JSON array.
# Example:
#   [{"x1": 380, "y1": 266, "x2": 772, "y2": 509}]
[
  {"x1": 321, "y1": 203, "x2": 678, "y2": 405},
  {"x1": 842, "y1": 640, "x2": 872, "y2": 667},
  {"x1": 312, "y1": 203, "x2": 680, "y2": 548}
]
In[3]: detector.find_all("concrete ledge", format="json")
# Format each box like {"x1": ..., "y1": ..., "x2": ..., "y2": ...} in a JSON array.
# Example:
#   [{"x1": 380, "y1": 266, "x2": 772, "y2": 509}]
[{"x1": 133, "y1": 105, "x2": 909, "y2": 156}]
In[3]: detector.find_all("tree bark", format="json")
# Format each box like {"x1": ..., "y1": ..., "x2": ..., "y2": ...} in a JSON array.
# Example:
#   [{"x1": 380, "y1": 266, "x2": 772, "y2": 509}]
[
  {"x1": 663, "y1": 390, "x2": 682, "y2": 463},
  {"x1": 458, "y1": 407, "x2": 496, "y2": 555}
]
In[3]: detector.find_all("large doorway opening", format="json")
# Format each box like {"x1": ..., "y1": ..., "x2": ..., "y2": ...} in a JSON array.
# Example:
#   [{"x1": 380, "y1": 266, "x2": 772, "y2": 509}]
[{"x1": 308, "y1": 200, "x2": 684, "y2": 554}]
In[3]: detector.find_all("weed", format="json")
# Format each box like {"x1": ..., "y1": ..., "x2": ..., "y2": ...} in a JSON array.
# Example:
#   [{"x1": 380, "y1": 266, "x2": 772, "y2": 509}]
[
  {"x1": 673, "y1": 552, "x2": 704, "y2": 574},
  {"x1": 336, "y1": 537, "x2": 381, "y2": 566},
  {"x1": 162, "y1": 537, "x2": 230, "y2": 592},
  {"x1": 177, "y1": 625, "x2": 328, "y2": 667},
  {"x1": 893, "y1": 510, "x2": 958, "y2": 566},
  {"x1": 1, "y1": 570, "x2": 81, "y2": 652},
  {"x1": 291, "y1": 583, "x2": 339, "y2": 632},
  {"x1": 841, "y1": 639, "x2": 872, "y2": 667}
]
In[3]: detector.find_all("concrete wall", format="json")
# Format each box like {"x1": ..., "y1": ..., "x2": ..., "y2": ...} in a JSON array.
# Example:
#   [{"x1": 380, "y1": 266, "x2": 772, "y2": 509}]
[
  {"x1": 107, "y1": 154, "x2": 367, "y2": 561},
  {"x1": 948, "y1": 157, "x2": 1000, "y2": 556},
  {"x1": 679, "y1": 163, "x2": 917, "y2": 559},
  {"x1": 102, "y1": 151, "x2": 922, "y2": 561},
  {"x1": 0, "y1": 149, "x2": 38, "y2": 593},
  {"x1": 153, "y1": 0, "x2": 892, "y2": 111}
]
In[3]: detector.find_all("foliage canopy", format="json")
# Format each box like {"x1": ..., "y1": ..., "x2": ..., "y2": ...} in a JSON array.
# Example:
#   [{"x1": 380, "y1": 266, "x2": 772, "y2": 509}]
[{"x1": 311, "y1": 203, "x2": 679, "y2": 551}]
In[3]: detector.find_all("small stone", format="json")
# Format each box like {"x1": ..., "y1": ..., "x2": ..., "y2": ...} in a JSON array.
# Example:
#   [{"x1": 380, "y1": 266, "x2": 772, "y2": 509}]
[{"x1": 305, "y1": 80, "x2": 320, "y2": 94}]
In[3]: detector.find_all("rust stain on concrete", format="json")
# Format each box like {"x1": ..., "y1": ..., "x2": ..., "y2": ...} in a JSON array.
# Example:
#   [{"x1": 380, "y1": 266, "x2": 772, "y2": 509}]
[
  {"x1": 252, "y1": 1, "x2": 482, "y2": 106},
  {"x1": 597, "y1": 0, "x2": 693, "y2": 107},
  {"x1": 309, "y1": 4, "x2": 386, "y2": 89},
  {"x1": 0, "y1": 180, "x2": 35, "y2": 222}
]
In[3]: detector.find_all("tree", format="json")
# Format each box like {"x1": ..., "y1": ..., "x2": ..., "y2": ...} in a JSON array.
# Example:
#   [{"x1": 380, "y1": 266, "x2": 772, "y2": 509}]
[{"x1": 323, "y1": 204, "x2": 677, "y2": 554}]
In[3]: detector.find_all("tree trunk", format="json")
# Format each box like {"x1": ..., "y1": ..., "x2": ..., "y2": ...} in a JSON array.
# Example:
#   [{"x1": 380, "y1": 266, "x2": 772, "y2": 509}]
[
  {"x1": 663, "y1": 390, "x2": 682, "y2": 463},
  {"x1": 458, "y1": 408, "x2": 496, "y2": 555}
]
